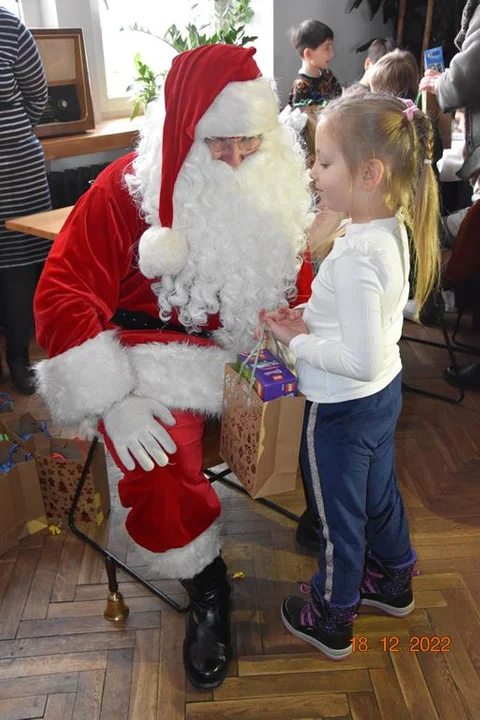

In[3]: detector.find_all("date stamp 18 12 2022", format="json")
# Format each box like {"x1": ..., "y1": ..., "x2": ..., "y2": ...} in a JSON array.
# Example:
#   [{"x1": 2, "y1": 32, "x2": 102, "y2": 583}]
[{"x1": 351, "y1": 636, "x2": 451, "y2": 653}]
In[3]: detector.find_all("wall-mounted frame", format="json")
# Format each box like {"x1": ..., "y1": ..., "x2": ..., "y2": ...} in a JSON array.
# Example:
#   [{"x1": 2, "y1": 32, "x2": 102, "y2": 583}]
[{"x1": 32, "y1": 28, "x2": 95, "y2": 138}]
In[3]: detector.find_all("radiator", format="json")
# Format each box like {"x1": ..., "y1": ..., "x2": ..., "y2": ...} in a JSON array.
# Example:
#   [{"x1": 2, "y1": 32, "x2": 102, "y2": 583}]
[{"x1": 47, "y1": 163, "x2": 110, "y2": 209}]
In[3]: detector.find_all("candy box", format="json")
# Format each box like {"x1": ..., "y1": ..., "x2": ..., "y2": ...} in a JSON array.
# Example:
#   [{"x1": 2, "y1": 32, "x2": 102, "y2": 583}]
[{"x1": 235, "y1": 348, "x2": 297, "y2": 401}]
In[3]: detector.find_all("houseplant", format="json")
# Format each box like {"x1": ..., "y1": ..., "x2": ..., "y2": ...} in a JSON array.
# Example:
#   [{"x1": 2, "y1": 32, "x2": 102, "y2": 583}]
[{"x1": 125, "y1": 0, "x2": 256, "y2": 119}]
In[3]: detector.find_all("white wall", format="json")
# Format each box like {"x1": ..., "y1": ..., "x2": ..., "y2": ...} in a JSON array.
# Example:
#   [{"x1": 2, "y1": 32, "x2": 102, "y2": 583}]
[{"x1": 273, "y1": 0, "x2": 392, "y2": 106}]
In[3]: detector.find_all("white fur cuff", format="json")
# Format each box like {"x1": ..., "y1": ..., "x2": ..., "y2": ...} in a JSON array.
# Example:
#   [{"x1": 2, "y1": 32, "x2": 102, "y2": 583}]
[
  {"x1": 130, "y1": 341, "x2": 236, "y2": 415},
  {"x1": 34, "y1": 330, "x2": 135, "y2": 425},
  {"x1": 132, "y1": 519, "x2": 222, "y2": 579}
]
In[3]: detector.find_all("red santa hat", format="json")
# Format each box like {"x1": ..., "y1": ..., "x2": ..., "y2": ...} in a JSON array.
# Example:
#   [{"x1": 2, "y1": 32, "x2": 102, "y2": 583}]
[{"x1": 138, "y1": 44, "x2": 263, "y2": 279}]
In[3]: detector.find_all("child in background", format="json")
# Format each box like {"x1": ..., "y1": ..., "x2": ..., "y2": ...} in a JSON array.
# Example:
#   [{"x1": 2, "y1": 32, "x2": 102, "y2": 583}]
[
  {"x1": 259, "y1": 95, "x2": 440, "y2": 660},
  {"x1": 369, "y1": 49, "x2": 420, "y2": 101},
  {"x1": 345, "y1": 37, "x2": 396, "y2": 96},
  {"x1": 288, "y1": 20, "x2": 342, "y2": 110}
]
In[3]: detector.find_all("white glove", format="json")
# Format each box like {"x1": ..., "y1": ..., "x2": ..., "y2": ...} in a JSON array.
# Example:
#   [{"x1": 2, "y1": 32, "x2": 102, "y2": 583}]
[{"x1": 103, "y1": 395, "x2": 177, "y2": 472}]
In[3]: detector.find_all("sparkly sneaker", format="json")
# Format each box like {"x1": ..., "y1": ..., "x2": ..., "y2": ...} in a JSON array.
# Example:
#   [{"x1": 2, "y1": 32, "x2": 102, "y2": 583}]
[
  {"x1": 281, "y1": 584, "x2": 359, "y2": 661},
  {"x1": 360, "y1": 549, "x2": 417, "y2": 618}
]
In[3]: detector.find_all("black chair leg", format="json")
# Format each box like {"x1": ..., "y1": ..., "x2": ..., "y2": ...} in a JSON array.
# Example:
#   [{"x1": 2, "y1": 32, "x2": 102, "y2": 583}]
[
  {"x1": 451, "y1": 306, "x2": 480, "y2": 355},
  {"x1": 402, "y1": 316, "x2": 465, "y2": 404}
]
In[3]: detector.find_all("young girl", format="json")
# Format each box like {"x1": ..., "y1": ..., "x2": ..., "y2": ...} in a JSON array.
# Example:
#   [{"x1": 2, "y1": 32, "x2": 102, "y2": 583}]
[{"x1": 260, "y1": 94, "x2": 440, "y2": 660}]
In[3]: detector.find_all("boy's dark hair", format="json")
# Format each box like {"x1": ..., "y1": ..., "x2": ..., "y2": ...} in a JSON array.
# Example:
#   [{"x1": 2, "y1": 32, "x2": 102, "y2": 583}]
[
  {"x1": 367, "y1": 38, "x2": 396, "y2": 63},
  {"x1": 290, "y1": 19, "x2": 334, "y2": 58}
]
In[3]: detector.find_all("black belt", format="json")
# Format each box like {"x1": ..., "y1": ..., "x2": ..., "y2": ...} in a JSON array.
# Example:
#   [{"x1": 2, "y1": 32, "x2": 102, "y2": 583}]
[{"x1": 111, "y1": 308, "x2": 213, "y2": 339}]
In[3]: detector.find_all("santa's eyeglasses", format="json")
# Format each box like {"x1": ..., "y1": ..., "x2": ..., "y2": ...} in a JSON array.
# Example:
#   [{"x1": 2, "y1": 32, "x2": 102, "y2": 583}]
[{"x1": 204, "y1": 135, "x2": 262, "y2": 154}]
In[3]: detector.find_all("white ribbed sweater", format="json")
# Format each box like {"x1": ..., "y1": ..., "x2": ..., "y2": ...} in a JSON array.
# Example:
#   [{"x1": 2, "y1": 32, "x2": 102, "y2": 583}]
[{"x1": 289, "y1": 215, "x2": 409, "y2": 403}]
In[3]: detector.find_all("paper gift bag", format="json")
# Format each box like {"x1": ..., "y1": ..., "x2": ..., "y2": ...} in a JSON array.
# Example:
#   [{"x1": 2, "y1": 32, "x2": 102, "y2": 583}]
[
  {"x1": 0, "y1": 412, "x2": 51, "y2": 456},
  {"x1": 0, "y1": 440, "x2": 48, "y2": 556},
  {"x1": 35, "y1": 438, "x2": 110, "y2": 526},
  {"x1": 220, "y1": 364, "x2": 305, "y2": 498}
]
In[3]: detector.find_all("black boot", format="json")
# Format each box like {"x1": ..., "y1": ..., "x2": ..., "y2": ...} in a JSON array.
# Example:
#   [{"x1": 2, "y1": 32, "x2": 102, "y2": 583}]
[
  {"x1": 180, "y1": 556, "x2": 232, "y2": 690},
  {"x1": 6, "y1": 351, "x2": 36, "y2": 395},
  {"x1": 282, "y1": 584, "x2": 359, "y2": 660},
  {"x1": 360, "y1": 549, "x2": 417, "y2": 617}
]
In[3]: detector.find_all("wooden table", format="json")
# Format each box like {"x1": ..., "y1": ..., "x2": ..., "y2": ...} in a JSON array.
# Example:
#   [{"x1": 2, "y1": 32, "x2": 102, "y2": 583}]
[
  {"x1": 5, "y1": 205, "x2": 73, "y2": 241},
  {"x1": 39, "y1": 118, "x2": 141, "y2": 162}
]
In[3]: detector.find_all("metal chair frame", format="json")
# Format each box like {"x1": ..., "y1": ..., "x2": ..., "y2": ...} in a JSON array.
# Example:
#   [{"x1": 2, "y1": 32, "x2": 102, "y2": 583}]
[{"x1": 401, "y1": 312, "x2": 467, "y2": 405}]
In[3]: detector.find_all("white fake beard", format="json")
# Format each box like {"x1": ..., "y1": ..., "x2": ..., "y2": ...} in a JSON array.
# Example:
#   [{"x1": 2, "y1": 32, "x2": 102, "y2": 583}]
[{"x1": 152, "y1": 128, "x2": 312, "y2": 351}]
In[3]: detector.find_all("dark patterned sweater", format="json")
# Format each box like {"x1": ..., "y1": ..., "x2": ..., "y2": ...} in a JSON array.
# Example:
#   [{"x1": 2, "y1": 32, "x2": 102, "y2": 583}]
[{"x1": 288, "y1": 70, "x2": 342, "y2": 108}]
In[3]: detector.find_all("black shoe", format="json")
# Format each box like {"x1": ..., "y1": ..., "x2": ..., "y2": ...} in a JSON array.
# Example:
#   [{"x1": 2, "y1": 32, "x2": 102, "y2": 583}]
[
  {"x1": 360, "y1": 549, "x2": 416, "y2": 618},
  {"x1": 181, "y1": 556, "x2": 232, "y2": 690},
  {"x1": 281, "y1": 585, "x2": 358, "y2": 660},
  {"x1": 6, "y1": 353, "x2": 36, "y2": 395},
  {"x1": 295, "y1": 509, "x2": 321, "y2": 554},
  {"x1": 443, "y1": 363, "x2": 480, "y2": 390}
]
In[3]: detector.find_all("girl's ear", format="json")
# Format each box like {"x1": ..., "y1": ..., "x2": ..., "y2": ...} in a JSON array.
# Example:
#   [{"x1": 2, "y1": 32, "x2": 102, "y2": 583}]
[{"x1": 361, "y1": 158, "x2": 384, "y2": 191}]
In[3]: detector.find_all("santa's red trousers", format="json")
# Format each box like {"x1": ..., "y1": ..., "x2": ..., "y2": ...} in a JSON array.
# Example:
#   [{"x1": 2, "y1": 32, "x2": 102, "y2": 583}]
[{"x1": 99, "y1": 410, "x2": 221, "y2": 553}]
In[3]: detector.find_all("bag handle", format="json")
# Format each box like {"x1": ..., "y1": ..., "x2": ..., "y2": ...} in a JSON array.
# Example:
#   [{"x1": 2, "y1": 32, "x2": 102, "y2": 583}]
[
  {"x1": 0, "y1": 443, "x2": 27, "y2": 473},
  {"x1": 236, "y1": 331, "x2": 266, "y2": 404}
]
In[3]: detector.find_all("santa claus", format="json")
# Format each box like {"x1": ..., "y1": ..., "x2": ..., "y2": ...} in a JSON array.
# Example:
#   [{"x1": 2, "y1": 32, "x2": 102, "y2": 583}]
[{"x1": 34, "y1": 44, "x2": 313, "y2": 690}]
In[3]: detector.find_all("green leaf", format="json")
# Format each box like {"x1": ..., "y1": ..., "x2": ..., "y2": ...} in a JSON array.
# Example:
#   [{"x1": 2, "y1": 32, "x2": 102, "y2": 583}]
[{"x1": 130, "y1": 97, "x2": 143, "y2": 120}]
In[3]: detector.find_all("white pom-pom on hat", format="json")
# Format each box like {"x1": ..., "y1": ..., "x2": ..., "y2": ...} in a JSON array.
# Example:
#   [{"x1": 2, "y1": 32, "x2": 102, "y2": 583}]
[{"x1": 138, "y1": 225, "x2": 189, "y2": 279}]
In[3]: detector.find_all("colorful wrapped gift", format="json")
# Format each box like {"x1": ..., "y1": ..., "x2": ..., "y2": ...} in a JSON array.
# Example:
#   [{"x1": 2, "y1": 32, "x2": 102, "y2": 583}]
[{"x1": 235, "y1": 348, "x2": 298, "y2": 401}]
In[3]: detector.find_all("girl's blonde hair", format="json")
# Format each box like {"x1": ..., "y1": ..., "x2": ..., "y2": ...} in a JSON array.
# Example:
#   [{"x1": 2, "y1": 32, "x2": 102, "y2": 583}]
[
  {"x1": 369, "y1": 49, "x2": 419, "y2": 101},
  {"x1": 318, "y1": 94, "x2": 440, "y2": 311}
]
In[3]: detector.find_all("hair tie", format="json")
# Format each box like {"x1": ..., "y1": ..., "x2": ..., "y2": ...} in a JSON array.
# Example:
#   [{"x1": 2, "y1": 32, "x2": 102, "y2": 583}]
[
  {"x1": 424, "y1": 159, "x2": 432, "y2": 165},
  {"x1": 401, "y1": 98, "x2": 420, "y2": 121}
]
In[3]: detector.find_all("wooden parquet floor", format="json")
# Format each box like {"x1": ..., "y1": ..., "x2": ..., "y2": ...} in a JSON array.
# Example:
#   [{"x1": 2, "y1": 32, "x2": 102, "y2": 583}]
[{"x1": 1, "y1": 320, "x2": 480, "y2": 719}]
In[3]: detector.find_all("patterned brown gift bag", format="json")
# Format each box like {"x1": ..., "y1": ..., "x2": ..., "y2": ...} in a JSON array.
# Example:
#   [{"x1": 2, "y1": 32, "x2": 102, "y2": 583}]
[
  {"x1": 219, "y1": 364, "x2": 305, "y2": 498},
  {"x1": 35, "y1": 438, "x2": 110, "y2": 526},
  {"x1": 0, "y1": 440, "x2": 48, "y2": 556}
]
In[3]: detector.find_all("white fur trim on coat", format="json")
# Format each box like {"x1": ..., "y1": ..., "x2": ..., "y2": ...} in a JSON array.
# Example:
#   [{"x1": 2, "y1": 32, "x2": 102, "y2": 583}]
[
  {"x1": 195, "y1": 77, "x2": 279, "y2": 139},
  {"x1": 34, "y1": 330, "x2": 135, "y2": 425},
  {"x1": 130, "y1": 341, "x2": 236, "y2": 415},
  {"x1": 132, "y1": 518, "x2": 222, "y2": 579}
]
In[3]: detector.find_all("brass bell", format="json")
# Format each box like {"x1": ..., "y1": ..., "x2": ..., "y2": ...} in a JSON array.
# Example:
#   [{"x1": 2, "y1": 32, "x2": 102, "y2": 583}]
[{"x1": 104, "y1": 591, "x2": 130, "y2": 622}]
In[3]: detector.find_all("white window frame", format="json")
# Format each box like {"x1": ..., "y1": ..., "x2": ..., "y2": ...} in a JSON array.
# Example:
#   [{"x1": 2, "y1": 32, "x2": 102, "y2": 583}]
[{"x1": 89, "y1": 0, "x2": 130, "y2": 119}]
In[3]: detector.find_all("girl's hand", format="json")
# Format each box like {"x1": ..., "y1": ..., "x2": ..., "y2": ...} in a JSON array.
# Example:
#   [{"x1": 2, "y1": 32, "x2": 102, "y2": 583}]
[
  {"x1": 255, "y1": 306, "x2": 292, "y2": 338},
  {"x1": 258, "y1": 307, "x2": 309, "y2": 346}
]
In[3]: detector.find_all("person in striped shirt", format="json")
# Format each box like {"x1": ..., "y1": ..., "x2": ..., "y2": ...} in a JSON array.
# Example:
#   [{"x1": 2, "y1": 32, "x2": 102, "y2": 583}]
[{"x1": 0, "y1": 6, "x2": 51, "y2": 394}]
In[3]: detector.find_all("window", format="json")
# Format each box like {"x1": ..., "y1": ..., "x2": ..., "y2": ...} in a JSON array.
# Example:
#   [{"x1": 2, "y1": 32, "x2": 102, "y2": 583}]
[
  {"x1": 23, "y1": 0, "x2": 271, "y2": 120},
  {"x1": 97, "y1": 0, "x2": 213, "y2": 113},
  {"x1": 3, "y1": 0, "x2": 22, "y2": 18}
]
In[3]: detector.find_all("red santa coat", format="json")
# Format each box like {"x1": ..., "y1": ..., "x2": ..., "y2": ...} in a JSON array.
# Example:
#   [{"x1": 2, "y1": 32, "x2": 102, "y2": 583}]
[{"x1": 34, "y1": 153, "x2": 313, "y2": 578}]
